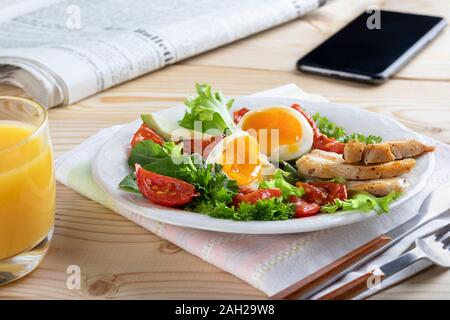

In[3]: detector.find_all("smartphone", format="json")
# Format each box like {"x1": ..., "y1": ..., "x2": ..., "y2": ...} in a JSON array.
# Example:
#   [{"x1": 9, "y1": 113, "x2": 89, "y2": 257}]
[{"x1": 297, "y1": 10, "x2": 446, "y2": 83}]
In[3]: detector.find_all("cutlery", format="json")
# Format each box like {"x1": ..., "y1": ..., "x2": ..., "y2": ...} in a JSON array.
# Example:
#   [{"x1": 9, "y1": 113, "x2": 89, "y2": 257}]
[
  {"x1": 319, "y1": 223, "x2": 450, "y2": 300},
  {"x1": 270, "y1": 182, "x2": 450, "y2": 300}
]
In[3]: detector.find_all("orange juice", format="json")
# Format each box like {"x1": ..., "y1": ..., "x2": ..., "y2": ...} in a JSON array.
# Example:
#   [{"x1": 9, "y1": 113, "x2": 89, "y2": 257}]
[{"x1": 0, "y1": 121, "x2": 55, "y2": 260}]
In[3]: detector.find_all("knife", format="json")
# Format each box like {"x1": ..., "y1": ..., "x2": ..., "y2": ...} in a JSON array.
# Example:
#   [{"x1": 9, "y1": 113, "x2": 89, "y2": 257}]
[
  {"x1": 318, "y1": 223, "x2": 450, "y2": 300},
  {"x1": 270, "y1": 182, "x2": 450, "y2": 300}
]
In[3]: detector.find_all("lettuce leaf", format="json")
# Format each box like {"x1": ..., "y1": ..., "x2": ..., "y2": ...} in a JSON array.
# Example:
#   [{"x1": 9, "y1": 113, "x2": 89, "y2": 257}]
[
  {"x1": 179, "y1": 83, "x2": 235, "y2": 134},
  {"x1": 321, "y1": 191, "x2": 401, "y2": 214},
  {"x1": 259, "y1": 169, "x2": 304, "y2": 199},
  {"x1": 312, "y1": 112, "x2": 382, "y2": 144}
]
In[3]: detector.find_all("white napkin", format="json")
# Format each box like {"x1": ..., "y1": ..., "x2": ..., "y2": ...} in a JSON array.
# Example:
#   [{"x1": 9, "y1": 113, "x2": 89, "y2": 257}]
[{"x1": 55, "y1": 84, "x2": 450, "y2": 299}]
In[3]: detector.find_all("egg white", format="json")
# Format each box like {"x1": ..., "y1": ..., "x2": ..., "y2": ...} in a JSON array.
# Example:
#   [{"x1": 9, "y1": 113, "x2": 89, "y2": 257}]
[{"x1": 237, "y1": 105, "x2": 314, "y2": 161}]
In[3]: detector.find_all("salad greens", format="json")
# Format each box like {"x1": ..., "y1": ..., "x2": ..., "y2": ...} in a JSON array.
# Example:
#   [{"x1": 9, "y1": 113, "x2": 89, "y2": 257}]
[
  {"x1": 128, "y1": 140, "x2": 182, "y2": 167},
  {"x1": 119, "y1": 83, "x2": 404, "y2": 222},
  {"x1": 179, "y1": 83, "x2": 236, "y2": 134},
  {"x1": 321, "y1": 191, "x2": 401, "y2": 214},
  {"x1": 313, "y1": 112, "x2": 382, "y2": 144},
  {"x1": 192, "y1": 197, "x2": 295, "y2": 221},
  {"x1": 120, "y1": 139, "x2": 298, "y2": 221},
  {"x1": 259, "y1": 169, "x2": 304, "y2": 199},
  {"x1": 278, "y1": 160, "x2": 299, "y2": 185},
  {"x1": 178, "y1": 163, "x2": 239, "y2": 208}
]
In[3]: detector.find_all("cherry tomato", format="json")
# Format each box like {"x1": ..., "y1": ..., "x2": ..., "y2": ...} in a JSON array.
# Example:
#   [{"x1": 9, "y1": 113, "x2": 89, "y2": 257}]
[
  {"x1": 234, "y1": 188, "x2": 281, "y2": 205},
  {"x1": 313, "y1": 135, "x2": 345, "y2": 154},
  {"x1": 131, "y1": 123, "x2": 165, "y2": 147},
  {"x1": 290, "y1": 104, "x2": 345, "y2": 154},
  {"x1": 309, "y1": 182, "x2": 348, "y2": 203},
  {"x1": 182, "y1": 135, "x2": 223, "y2": 158},
  {"x1": 297, "y1": 182, "x2": 328, "y2": 205},
  {"x1": 135, "y1": 164, "x2": 198, "y2": 207},
  {"x1": 233, "y1": 107, "x2": 250, "y2": 124},
  {"x1": 290, "y1": 104, "x2": 318, "y2": 130},
  {"x1": 237, "y1": 187, "x2": 255, "y2": 195},
  {"x1": 288, "y1": 195, "x2": 321, "y2": 218}
]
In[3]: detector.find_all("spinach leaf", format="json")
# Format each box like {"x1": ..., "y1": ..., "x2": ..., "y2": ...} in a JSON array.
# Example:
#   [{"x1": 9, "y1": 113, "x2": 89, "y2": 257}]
[{"x1": 127, "y1": 140, "x2": 181, "y2": 167}]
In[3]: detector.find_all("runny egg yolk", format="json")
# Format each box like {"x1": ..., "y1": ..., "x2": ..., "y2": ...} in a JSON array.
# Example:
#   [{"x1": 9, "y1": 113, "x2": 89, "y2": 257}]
[
  {"x1": 218, "y1": 135, "x2": 261, "y2": 186},
  {"x1": 241, "y1": 107, "x2": 303, "y2": 156}
]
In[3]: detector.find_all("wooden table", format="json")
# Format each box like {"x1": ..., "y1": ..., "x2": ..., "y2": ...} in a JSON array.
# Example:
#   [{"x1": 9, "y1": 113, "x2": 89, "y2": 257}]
[{"x1": 1, "y1": 0, "x2": 449, "y2": 299}]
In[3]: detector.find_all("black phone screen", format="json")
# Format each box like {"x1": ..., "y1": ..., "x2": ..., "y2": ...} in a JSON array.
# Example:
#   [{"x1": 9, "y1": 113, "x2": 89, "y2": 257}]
[{"x1": 297, "y1": 10, "x2": 445, "y2": 80}]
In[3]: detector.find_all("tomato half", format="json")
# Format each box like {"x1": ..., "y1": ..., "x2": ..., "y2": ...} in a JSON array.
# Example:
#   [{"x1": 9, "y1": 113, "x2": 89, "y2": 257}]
[
  {"x1": 131, "y1": 123, "x2": 165, "y2": 147},
  {"x1": 135, "y1": 164, "x2": 198, "y2": 207},
  {"x1": 233, "y1": 107, "x2": 250, "y2": 124},
  {"x1": 288, "y1": 195, "x2": 321, "y2": 218},
  {"x1": 309, "y1": 182, "x2": 348, "y2": 203},
  {"x1": 234, "y1": 188, "x2": 281, "y2": 205},
  {"x1": 297, "y1": 182, "x2": 328, "y2": 205},
  {"x1": 290, "y1": 103, "x2": 345, "y2": 154}
]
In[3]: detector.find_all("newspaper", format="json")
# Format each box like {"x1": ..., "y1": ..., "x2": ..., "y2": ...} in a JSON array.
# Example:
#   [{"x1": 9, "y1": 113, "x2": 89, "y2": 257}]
[{"x1": 0, "y1": 0, "x2": 325, "y2": 108}]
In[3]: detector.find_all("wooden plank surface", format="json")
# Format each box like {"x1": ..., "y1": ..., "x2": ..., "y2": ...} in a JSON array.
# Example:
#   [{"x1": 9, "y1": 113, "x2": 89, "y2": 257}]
[{"x1": 1, "y1": 0, "x2": 450, "y2": 299}]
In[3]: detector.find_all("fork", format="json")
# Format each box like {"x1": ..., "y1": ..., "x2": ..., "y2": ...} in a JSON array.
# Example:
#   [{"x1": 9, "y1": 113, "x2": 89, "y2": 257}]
[{"x1": 318, "y1": 223, "x2": 450, "y2": 300}]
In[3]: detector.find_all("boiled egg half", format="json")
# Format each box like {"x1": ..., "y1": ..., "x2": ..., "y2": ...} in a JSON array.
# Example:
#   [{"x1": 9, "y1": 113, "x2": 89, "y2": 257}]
[
  {"x1": 205, "y1": 130, "x2": 274, "y2": 188},
  {"x1": 237, "y1": 105, "x2": 313, "y2": 161}
]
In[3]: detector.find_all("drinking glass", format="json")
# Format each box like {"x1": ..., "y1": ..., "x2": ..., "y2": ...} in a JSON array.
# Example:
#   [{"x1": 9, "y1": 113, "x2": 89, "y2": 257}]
[{"x1": 0, "y1": 96, "x2": 55, "y2": 285}]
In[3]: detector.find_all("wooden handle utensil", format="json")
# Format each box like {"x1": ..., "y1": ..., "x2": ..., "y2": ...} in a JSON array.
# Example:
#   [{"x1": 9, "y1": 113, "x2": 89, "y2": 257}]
[{"x1": 269, "y1": 235, "x2": 391, "y2": 300}]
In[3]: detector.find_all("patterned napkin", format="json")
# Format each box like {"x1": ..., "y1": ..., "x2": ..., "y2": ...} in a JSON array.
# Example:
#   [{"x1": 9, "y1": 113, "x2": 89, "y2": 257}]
[{"x1": 55, "y1": 84, "x2": 450, "y2": 299}]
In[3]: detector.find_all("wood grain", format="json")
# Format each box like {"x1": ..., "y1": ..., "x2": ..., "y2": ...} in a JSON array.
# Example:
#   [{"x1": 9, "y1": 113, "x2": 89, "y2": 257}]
[{"x1": 1, "y1": 0, "x2": 450, "y2": 299}]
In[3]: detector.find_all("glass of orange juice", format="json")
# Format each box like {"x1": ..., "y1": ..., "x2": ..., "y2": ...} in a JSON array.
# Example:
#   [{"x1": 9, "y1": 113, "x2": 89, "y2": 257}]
[{"x1": 0, "y1": 96, "x2": 55, "y2": 285}]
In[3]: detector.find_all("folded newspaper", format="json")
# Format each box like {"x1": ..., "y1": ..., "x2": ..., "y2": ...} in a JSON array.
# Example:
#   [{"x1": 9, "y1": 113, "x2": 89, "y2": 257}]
[{"x1": 0, "y1": 0, "x2": 325, "y2": 108}]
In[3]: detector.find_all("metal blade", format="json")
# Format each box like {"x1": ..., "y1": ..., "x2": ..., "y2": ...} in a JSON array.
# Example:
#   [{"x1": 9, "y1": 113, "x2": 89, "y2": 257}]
[
  {"x1": 386, "y1": 182, "x2": 450, "y2": 240},
  {"x1": 378, "y1": 247, "x2": 423, "y2": 279},
  {"x1": 302, "y1": 182, "x2": 450, "y2": 299}
]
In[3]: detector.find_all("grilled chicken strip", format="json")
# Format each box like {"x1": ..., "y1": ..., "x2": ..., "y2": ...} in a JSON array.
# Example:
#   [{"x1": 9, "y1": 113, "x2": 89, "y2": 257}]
[
  {"x1": 343, "y1": 140, "x2": 365, "y2": 163},
  {"x1": 296, "y1": 149, "x2": 416, "y2": 180},
  {"x1": 343, "y1": 140, "x2": 434, "y2": 164},
  {"x1": 346, "y1": 178, "x2": 408, "y2": 196}
]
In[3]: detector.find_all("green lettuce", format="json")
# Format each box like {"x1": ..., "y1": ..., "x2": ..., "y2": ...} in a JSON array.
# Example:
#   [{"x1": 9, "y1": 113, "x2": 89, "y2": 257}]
[
  {"x1": 179, "y1": 83, "x2": 235, "y2": 134},
  {"x1": 321, "y1": 191, "x2": 401, "y2": 214},
  {"x1": 259, "y1": 169, "x2": 304, "y2": 199},
  {"x1": 312, "y1": 112, "x2": 382, "y2": 144}
]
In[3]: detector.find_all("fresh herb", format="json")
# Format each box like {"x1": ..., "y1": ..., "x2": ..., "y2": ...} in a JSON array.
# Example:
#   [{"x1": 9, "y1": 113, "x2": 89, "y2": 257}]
[
  {"x1": 178, "y1": 163, "x2": 239, "y2": 207},
  {"x1": 312, "y1": 112, "x2": 382, "y2": 144},
  {"x1": 259, "y1": 169, "x2": 304, "y2": 199},
  {"x1": 119, "y1": 156, "x2": 193, "y2": 194},
  {"x1": 346, "y1": 133, "x2": 382, "y2": 144},
  {"x1": 321, "y1": 191, "x2": 401, "y2": 214},
  {"x1": 127, "y1": 140, "x2": 182, "y2": 167},
  {"x1": 179, "y1": 83, "x2": 235, "y2": 134},
  {"x1": 278, "y1": 160, "x2": 299, "y2": 185},
  {"x1": 191, "y1": 197, "x2": 295, "y2": 221},
  {"x1": 121, "y1": 138, "x2": 238, "y2": 206},
  {"x1": 122, "y1": 139, "x2": 193, "y2": 192},
  {"x1": 118, "y1": 172, "x2": 140, "y2": 194}
]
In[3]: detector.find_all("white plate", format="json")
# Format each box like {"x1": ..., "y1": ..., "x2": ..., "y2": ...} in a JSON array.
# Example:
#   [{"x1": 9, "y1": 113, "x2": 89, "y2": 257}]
[{"x1": 92, "y1": 97, "x2": 435, "y2": 234}]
